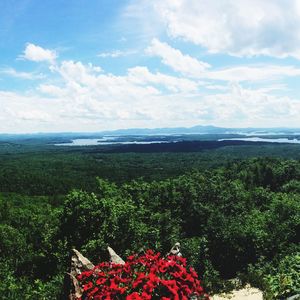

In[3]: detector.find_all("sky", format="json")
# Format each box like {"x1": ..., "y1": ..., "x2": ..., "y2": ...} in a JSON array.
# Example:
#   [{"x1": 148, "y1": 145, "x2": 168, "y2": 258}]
[{"x1": 1, "y1": 0, "x2": 300, "y2": 133}]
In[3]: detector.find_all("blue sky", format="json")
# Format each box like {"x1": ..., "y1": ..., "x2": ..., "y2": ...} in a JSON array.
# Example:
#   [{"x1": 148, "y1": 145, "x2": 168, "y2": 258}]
[{"x1": 1, "y1": 0, "x2": 300, "y2": 133}]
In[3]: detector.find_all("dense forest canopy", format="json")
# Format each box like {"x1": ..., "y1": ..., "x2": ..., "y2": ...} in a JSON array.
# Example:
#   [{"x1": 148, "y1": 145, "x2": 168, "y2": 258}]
[{"x1": 0, "y1": 139, "x2": 299, "y2": 299}]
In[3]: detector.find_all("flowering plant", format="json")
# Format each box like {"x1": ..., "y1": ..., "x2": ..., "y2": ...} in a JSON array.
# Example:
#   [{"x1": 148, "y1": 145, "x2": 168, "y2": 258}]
[{"x1": 76, "y1": 250, "x2": 209, "y2": 299}]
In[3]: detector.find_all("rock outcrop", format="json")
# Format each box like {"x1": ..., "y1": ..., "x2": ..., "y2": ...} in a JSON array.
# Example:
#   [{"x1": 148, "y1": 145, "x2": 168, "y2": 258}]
[
  {"x1": 65, "y1": 242, "x2": 184, "y2": 299},
  {"x1": 65, "y1": 243, "x2": 183, "y2": 299},
  {"x1": 65, "y1": 246, "x2": 127, "y2": 299},
  {"x1": 65, "y1": 249, "x2": 95, "y2": 300}
]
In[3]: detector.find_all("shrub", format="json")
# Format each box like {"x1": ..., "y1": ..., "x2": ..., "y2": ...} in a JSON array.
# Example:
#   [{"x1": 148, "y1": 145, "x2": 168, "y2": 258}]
[{"x1": 263, "y1": 252, "x2": 300, "y2": 299}]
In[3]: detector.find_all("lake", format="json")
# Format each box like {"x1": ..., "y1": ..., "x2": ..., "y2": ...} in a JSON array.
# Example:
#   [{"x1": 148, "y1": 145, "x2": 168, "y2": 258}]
[
  {"x1": 55, "y1": 138, "x2": 170, "y2": 146},
  {"x1": 218, "y1": 137, "x2": 300, "y2": 144}
]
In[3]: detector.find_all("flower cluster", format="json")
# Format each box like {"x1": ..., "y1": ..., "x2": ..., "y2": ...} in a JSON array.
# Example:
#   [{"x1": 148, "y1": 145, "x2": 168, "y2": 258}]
[{"x1": 76, "y1": 250, "x2": 209, "y2": 299}]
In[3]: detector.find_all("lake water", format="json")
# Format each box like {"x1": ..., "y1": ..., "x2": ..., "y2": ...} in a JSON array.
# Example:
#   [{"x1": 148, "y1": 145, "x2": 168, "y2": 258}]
[
  {"x1": 55, "y1": 137, "x2": 300, "y2": 146},
  {"x1": 55, "y1": 138, "x2": 170, "y2": 146},
  {"x1": 218, "y1": 137, "x2": 300, "y2": 144}
]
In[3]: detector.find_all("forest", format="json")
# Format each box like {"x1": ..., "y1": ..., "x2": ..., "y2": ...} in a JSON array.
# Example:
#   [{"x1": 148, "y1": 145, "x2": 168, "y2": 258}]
[{"x1": 0, "y1": 140, "x2": 299, "y2": 299}]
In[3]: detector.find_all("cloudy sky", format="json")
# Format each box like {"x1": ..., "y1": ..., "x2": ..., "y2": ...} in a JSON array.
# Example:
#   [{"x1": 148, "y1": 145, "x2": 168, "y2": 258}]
[{"x1": 1, "y1": 0, "x2": 300, "y2": 133}]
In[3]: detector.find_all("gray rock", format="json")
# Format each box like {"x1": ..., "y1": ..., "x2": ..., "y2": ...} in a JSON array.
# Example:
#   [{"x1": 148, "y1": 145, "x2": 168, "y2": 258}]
[
  {"x1": 65, "y1": 249, "x2": 95, "y2": 300},
  {"x1": 168, "y1": 242, "x2": 182, "y2": 256},
  {"x1": 107, "y1": 246, "x2": 125, "y2": 265}
]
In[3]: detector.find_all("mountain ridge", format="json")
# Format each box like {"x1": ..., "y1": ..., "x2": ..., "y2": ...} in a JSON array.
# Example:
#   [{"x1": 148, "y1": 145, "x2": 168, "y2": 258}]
[{"x1": 1, "y1": 125, "x2": 300, "y2": 137}]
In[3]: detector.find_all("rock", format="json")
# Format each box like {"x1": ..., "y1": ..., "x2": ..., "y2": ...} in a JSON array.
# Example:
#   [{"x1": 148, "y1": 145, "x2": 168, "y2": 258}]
[
  {"x1": 212, "y1": 287, "x2": 263, "y2": 300},
  {"x1": 65, "y1": 247, "x2": 125, "y2": 299},
  {"x1": 107, "y1": 246, "x2": 125, "y2": 265},
  {"x1": 168, "y1": 242, "x2": 182, "y2": 256},
  {"x1": 72, "y1": 249, "x2": 95, "y2": 272},
  {"x1": 64, "y1": 249, "x2": 95, "y2": 300}
]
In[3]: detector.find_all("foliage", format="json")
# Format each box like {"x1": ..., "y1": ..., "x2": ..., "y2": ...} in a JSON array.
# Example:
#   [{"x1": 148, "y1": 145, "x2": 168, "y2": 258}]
[
  {"x1": 263, "y1": 252, "x2": 300, "y2": 299},
  {"x1": 0, "y1": 150, "x2": 300, "y2": 297}
]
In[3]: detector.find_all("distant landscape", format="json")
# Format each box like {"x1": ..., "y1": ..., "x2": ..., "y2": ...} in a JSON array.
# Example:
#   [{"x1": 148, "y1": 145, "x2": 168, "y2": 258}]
[{"x1": 2, "y1": 125, "x2": 300, "y2": 192}]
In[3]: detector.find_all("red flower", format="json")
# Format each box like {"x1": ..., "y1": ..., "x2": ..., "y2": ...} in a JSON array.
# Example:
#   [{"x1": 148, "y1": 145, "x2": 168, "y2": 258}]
[
  {"x1": 141, "y1": 291, "x2": 152, "y2": 300},
  {"x1": 132, "y1": 272, "x2": 146, "y2": 288},
  {"x1": 126, "y1": 292, "x2": 142, "y2": 300},
  {"x1": 76, "y1": 250, "x2": 209, "y2": 300},
  {"x1": 83, "y1": 282, "x2": 93, "y2": 291},
  {"x1": 95, "y1": 278, "x2": 106, "y2": 285}
]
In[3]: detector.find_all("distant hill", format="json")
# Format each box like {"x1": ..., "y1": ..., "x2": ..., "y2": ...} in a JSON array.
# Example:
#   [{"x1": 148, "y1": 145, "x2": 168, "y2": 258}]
[
  {"x1": 99, "y1": 125, "x2": 300, "y2": 136},
  {"x1": 99, "y1": 125, "x2": 228, "y2": 135},
  {"x1": 1, "y1": 125, "x2": 300, "y2": 139}
]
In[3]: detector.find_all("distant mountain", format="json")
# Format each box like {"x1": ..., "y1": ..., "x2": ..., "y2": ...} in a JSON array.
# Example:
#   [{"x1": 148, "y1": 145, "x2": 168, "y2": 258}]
[
  {"x1": 1, "y1": 125, "x2": 300, "y2": 139},
  {"x1": 98, "y1": 125, "x2": 300, "y2": 136},
  {"x1": 99, "y1": 125, "x2": 228, "y2": 135}
]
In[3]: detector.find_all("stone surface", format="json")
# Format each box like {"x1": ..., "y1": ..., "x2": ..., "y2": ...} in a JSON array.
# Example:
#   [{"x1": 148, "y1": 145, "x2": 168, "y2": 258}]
[
  {"x1": 167, "y1": 242, "x2": 182, "y2": 256},
  {"x1": 65, "y1": 249, "x2": 95, "y2": 300},
  {"x1": 212, "y1": 286, "x2": 263, "y2": 300},
  {"x1": 65, "y1": 246, "x2": 125, "y2": 299},
  {"x1": 65, "y1": 243, "x2": 189, "y2": 299},
  {"x1": 107, "y1": 246, "x2": 125, "y2": 265}
]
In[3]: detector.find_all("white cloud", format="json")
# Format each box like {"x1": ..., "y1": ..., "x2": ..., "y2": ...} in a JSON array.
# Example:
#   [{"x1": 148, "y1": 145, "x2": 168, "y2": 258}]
[
  {"x1": 166, "y1": 83, "x2": 300, "y2": 128},
  {"x1": 207, "y1": 65, "x2": 300, "y2": 82},
  {"x1": 37, "y1": 60, "x2": 166, "y2": 127},
  {"x1": 127, "y1": 66, "x2": 199, "y2": 93},
  {"x1": 0, "y1": 91, "x2": 57, "y2": 132},
  {"x1": 152, "y1": 0, "x2": 300, "y2": 58},
  {"x1": 1, "y1": 58, "x2": 300, "y2": 133},
  {"x1": 98, "y1": 49, "x2": 136, "y2": 58},
  {"x1": 14, "y1": 110, "x2": 51, "y2": 122},
  {"x1": 204, "y1": 83, "x2": 300, "y2": 127},
  {"x1": 21, "y1": 43, "x2": 57, "y2": 63},
  {"x1": 50, "y1": 60, "x2": 102, "y2": 85},
  {"x1": 2, "y1": 46, "x2": 300, "y2": 133},
  {"x1": 0, "y1": 67, "x2": 44, "y2": 80},
  {"x1": 146, "y1": 38, "x2": 210, "y2": 76},
  {"x1": 145, "y1": 40, "x2": 300, "y2": 82}
]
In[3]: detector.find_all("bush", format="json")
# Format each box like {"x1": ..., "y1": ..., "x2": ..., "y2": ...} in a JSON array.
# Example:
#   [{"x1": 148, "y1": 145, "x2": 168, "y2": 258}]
[{"x1": 263, "y1": 252, "x2": 300, "y2": 299}]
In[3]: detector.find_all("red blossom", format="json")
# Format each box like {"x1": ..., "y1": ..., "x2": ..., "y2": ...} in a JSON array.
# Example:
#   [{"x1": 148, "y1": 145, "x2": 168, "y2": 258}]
[
  {"x1": 83, "y1": 282, "x2": 93, "y2": 291},
  {"x1": 126, "y1": 292, "x2": 142, "y2": 300},
  {"x1": 76, "y1": 250, "x2": 209, "y2": 299},
  {"x1": 95, "y1": 278, "x2": 106, "y2": 285}
]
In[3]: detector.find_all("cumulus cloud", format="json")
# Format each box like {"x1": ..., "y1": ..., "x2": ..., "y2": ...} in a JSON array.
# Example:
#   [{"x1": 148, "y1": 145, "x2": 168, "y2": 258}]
[
  {"x1": 146, "y1": 38, "x2": 210, "y2": 76},
  {"x1": 152, "y1": 0, "x2": 300, "y2": 58},
  {"x1": 1, "y1": 57, "x2": 300, "y2": 133},
  {"x1": 3, "y1": 30, "x2": 300, "y2": 132},
  {"x1": 37, "y1": 60, "x2": 165, "y2": 127},
  {"x1": 127, "y1": 66, "x2": 199, "y2": 93},
  {"x1": 146, "y1": 40, "x2": 300, "y2": 82},
  {"x1": 202, "y1": 83, "x2": 299, "y2": 127},
  {"x1": 21, "y1": 43, "x2": 57, "y2": 63},
  {"x1": 0, "y1": 91, "x2": 57, "y2": 132}
]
